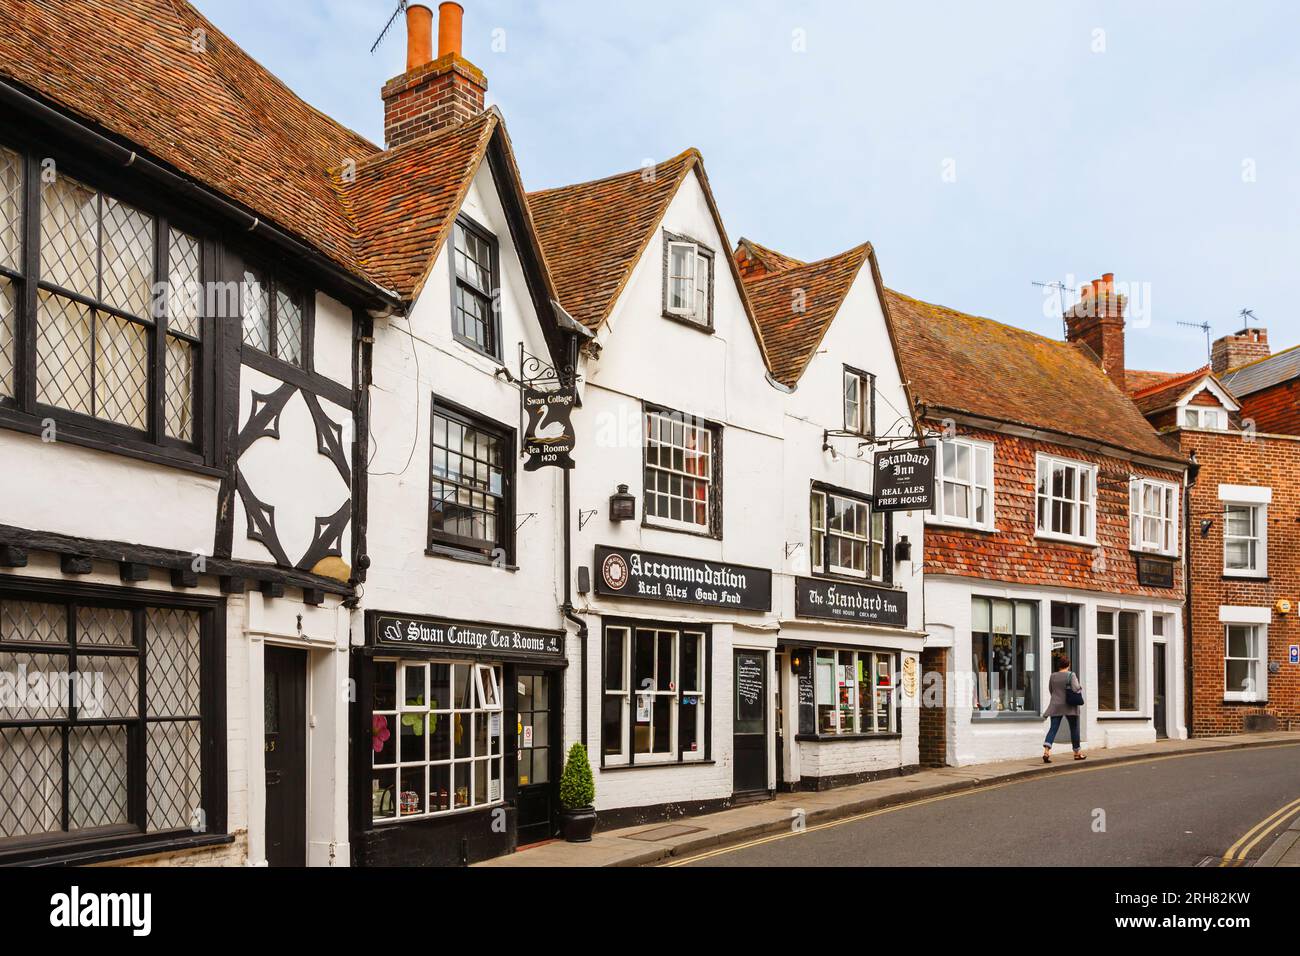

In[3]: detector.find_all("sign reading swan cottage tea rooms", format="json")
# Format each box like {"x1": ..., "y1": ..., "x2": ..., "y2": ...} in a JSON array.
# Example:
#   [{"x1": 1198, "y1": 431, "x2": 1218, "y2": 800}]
[
  {"x1": 796, "y1": 577, "x2": 908, "y2": 627},
  {"x1": 595, "y1": 545, "x2": 772, "y2": 611},
  {"x1": 373, "y1": 614, "x2": 565, "y2": 660},
  {"x1": 873, "y1": 446, "x2": 935, "y2": 512}
]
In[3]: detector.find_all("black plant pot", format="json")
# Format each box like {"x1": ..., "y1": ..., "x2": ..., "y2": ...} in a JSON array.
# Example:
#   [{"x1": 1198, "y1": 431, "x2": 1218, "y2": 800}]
[{"x1": 559, "y1": 806, "x2": 597, "y2": 843}]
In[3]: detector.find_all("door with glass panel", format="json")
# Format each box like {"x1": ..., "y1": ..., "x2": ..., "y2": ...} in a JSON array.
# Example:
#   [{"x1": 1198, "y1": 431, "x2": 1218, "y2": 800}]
[
  {"x1": 733, "y1": 650, "x2": 768, "y2": 795},
  {"x1": 516, "y1": 670, "x2": 557, "y2": 846}
]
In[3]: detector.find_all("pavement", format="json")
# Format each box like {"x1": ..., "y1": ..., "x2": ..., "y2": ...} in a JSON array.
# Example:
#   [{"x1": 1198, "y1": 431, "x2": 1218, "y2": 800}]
[
  {"x1": 1257, "y1": 802, "x2": 1300, "y2": 867},
  {"x1": 477, "y1": 731, "x2": 1300, "y2": 867}
]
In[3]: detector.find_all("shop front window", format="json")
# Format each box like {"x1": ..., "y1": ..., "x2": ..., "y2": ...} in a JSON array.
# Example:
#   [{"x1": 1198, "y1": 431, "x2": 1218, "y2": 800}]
[
  {"x1": 971, "y1": 597, "x2": 1038, "y2": 714},
  {"x1": 371, "y1": 660, "x2": 504, "y2": 822},
  {"x1": 813, "y1": 648, "x2": 896, "y2": 735},
  {"x1": 602, "y1": 623, "x2": 708, "y2": 766},
  {"x1": 1097, "y1": 610, "x2": 1140, "y2": 713}
]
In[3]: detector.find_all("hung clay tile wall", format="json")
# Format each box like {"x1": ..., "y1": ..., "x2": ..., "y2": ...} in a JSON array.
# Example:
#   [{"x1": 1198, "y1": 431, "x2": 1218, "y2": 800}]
[{"x1": 923, "y1": 423, "x2": 1186, "y2": 600}]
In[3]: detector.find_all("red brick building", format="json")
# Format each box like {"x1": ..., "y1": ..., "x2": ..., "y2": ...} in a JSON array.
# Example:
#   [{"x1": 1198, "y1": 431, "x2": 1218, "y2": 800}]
[
  {"x1": 1133, "y1": 327, "x2": 1300, "y2": 735},
  {"x1": 889, "y1": 275, "x2": 1190, "y2": 765}
]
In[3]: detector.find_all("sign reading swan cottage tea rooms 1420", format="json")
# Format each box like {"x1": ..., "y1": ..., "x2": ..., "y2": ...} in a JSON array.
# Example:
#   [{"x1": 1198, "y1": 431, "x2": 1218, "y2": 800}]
[
  {"x1": 595, "y1": 545, "x2": 772, "y2": 611},
  {"x1": 873, "y1": 446, "x2": 935, "y2": 513},
  {"x1": 795, "y1": 577, "x2": 908, "y2": 627},
  {"x1": 374, "y1": 614, "x2": 565, "y2": 661}
]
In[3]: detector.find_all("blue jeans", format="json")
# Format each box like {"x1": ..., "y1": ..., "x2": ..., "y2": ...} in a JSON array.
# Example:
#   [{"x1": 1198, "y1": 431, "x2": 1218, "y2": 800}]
[{"x1": 1045, "y1": 715, "x2": 1080, "y2": 751}]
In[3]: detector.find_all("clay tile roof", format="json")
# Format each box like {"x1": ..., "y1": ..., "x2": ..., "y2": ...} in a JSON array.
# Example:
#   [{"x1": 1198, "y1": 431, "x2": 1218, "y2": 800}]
[
  {"x1": 744, "y1": 244, "x2": 874, "y2": 387},
  {"x1": 0, "y1": 0, "x2": 385, "y2": 285},
  {"x1": 526, "y1": 151, "x2": 700, "y2": 330},
  {"x1": 1128, "y1": 365, "x2": 1213, "y2": 414},
  {"x1": 1126, "y1": 369, "x2": 1182, "y2": 395},
  {"x1": 343, "y1": 112, "x2": 498, "y2": 299},
  {"x1": 887, "y1": 290, "x2": 1182, "y2": 463},
  {"x1": 736, "y1": 237, "x2": 806, "y2": 276}
]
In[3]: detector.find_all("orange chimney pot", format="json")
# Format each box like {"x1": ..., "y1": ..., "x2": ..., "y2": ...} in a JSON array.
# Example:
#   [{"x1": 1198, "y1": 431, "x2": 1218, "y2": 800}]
[
  {"x1": 406, "y1": 4, "x2": 433, "y2": 71},
  {"x1": 438, "y1": 1, "x2": 465, "y2": 59}
]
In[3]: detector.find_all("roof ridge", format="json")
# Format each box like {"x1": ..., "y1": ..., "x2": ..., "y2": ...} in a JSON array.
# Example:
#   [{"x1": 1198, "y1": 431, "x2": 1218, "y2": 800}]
[
  {"x1": 1223, "y1": 341, "x2": 1300, "y2": 377},
  {"x1": 527, "y1": 148, "x2": 699, "y2": 198},
  {"x1": 1129, "y1": 365, "x2": 1212, "y2": 399},
  {"x1": 748, "y1": 242, "x2": 871, "y2": 286}
]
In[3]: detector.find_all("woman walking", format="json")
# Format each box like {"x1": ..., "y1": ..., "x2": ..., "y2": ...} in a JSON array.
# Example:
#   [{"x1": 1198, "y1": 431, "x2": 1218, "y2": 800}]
[{"x1": 1043, "y1": 655, "x2": 1086, "y2": 763}]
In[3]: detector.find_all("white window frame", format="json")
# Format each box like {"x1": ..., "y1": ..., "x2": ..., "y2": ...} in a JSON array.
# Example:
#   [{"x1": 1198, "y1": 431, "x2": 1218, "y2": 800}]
[
  {"x1": 1129, "y1": 477, "x2": 1179, "y2": 557},
  {"x1": 1035, "y1": 454, "x2": 1097, "y2": 544},
  {"x1": 843, "y1": 368, "x2": 874, "y2": 436},
  {"x1": 602, "y1": 625, "x2": 708, "y2": 767},
  {"x1": 665, "y1": 237, "x2": 712, "y2": 327},
  {"x1": 370, "y1": 660, "x2": 505, "y2": 825},
  {"x1": 1181, "y1": 406, "x2": 1229, "y2": 430},
  {"x1": 643, "y1": 408, "x2": 717, "y2": 534},
  {"x1": 927, "y1": 436, "x2": 995, "y2": 531},
  {"x1": 812, "y1": 648, "x2": 897, "y2": 736},
  {"x1": 1222, "y1": 621, "x2": 1263, "y2": 702},
  {"x1": 1220, "y1": 486, "x2": 1271, "y2": 579},
  {"x1": 1095, "y1": 610, "x2": 1143, "y2": 715},
  {"x1": 811, "y1": 488, "x2": 887, "y2": 582}
]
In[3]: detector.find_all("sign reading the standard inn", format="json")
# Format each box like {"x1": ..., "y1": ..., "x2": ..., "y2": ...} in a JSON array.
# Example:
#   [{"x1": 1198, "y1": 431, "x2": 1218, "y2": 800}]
[
  {"x1": 795, "y1": 577, "x2": 908, "y2": 627},
  {"x1": 374, "y1": 614, "x2": 565, "y2": 660},
  {"x1": 595, "y1": 545, "x2": 772, "y2": 612}
]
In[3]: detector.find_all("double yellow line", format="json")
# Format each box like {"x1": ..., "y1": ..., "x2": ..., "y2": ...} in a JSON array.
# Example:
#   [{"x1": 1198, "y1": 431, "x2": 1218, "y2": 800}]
[{"x1": 1220, "y1": 795, "x2": 1300, "y2": 866}]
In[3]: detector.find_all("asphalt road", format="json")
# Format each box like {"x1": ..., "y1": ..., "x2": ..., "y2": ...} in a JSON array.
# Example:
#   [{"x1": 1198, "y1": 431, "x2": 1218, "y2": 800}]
[{"x1": 681, "y1": 743, "x2": 1300, "y2": 867}]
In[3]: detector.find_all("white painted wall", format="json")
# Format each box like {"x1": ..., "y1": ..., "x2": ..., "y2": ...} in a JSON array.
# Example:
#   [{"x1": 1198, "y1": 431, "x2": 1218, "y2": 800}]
[
  {"x1": 565, "y1": 170, "x2": 786, "y2": 809},
  {"x1": 925, "y1": 574, "x2": 1187, "y2": 766},
  {"x1": 363, "y1": 157, "x2": 565, "y2": 632}
]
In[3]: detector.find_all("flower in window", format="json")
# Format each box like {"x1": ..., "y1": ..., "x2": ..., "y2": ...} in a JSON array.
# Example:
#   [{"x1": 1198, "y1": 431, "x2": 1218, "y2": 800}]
[
  {"x1": 401, "y1": 697, "x2": 426, "y2": 737},
  {"x1": 371, "y1": 714, "x2": 392, "y2": 754}
]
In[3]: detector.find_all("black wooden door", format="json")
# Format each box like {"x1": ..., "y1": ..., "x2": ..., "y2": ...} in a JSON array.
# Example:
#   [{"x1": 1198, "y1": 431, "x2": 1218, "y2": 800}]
[
  {"x1": 264, "y1": 647, "x2": 307, "y2": 867},
  {"x1": 1153, "y1": 644, "x2": 1168, "y2": 739},
  {"x1": 516, "y1": 671, "x2": 557, "y2": 845},
  {"x1": 733, "y1": 650, "x2": 768, "y2": 795}
]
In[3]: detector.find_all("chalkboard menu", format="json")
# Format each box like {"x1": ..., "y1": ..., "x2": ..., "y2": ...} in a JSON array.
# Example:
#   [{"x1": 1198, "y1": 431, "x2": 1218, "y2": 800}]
[
  {"x1": 796, "y1": 655, "x2": 816, "y2": 735},
  {"x1": 735, "y1": 653, "x2": 765, "y2": 734}
]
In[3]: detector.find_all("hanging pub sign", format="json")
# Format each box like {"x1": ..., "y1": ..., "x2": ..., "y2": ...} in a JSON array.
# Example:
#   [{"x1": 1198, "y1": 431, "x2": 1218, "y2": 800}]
[
  {"x1": 795, "y1": 577, "x2": 908, "y2": 627},
  {"x1": 594, "y1": 545, "x2": 772, "y2": 612},
  {"x1": 522, "y1": 386, "x2": 576, "y2": 471},
  {"x1": 873, "y1": 446, "x2": 935, "y2": 513},
  {"x1": 372, "y1": 613, "x2": 565, "y2": 661},
  {"x1": 1136, "y1": 554, "x2": 1176, "y2": 589}
]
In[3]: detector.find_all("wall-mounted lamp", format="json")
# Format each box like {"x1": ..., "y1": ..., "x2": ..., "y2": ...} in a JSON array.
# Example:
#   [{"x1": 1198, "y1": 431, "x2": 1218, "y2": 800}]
[
  {"x1": 790, "y1": 651, "x2": 804, "y2": 673},
  {"x1": 895, "y1": 535, "x2": 913, "y2": 563},
  {"x1": 609, "y1": 484, "x2": 636, "y2": 522},
  {"x1": 1200, "y1": 519, "x2": 1214, "y2": 538}
]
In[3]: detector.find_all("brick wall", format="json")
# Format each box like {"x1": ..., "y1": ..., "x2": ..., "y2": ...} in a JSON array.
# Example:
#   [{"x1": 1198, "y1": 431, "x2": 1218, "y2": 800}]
[
  {"x1": 382, "y1": 54, "x2": 487, "y2": 149},
  {"x1": 923, "y1": 423, "x2": 1186, "y2": 600},
  {"x1": 918, "y1": 647, "x2": 948, "y2": 767},
  {"x1": 1180, "y1": 429, "x2": 1300, "y2": 735}
]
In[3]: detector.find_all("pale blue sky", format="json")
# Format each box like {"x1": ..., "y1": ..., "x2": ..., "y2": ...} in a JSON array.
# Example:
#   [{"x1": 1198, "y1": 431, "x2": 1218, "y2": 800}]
[{"x1": 195, "y1": 0, "x2": 1299, "y2": 374}]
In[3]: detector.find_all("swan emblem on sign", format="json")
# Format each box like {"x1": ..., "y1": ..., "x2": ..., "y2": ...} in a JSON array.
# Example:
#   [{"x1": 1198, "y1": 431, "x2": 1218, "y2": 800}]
[{"x1": 533, "y1": 402, "x2": 567, "y2": 443}]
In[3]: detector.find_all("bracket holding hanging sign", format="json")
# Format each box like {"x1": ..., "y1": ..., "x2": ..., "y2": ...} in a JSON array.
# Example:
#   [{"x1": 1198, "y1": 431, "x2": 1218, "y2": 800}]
[{"x1": 518, "y1": 344, "x2": 577, "y2": 471}]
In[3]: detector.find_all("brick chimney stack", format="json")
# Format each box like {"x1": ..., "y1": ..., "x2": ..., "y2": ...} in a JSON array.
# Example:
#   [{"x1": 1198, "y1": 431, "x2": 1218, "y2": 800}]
[
  {"x1": 382, "y1": 2, "x2": 487, "y2": 149},
  {"x1": 1065, "y1": 273, "x2": 1127, "y2": 393},
  {"x1": 1211, "y1": 327, "x2": 1270, "y2": 374}
]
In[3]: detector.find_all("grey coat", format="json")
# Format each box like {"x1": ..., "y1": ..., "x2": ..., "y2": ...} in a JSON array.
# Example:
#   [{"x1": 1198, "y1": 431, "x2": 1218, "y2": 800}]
[{"x1": 1044, "y1": 671, "x2": 1083, "y2": 717}]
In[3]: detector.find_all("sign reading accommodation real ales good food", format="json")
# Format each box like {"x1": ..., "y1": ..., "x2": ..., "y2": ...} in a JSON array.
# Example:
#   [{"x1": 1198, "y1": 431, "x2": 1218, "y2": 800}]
[
  {"x1": 595, "y1": 545, "x2": 772, "y2": 612},
  {"x1": 873, "y1": 446, "x2": 934, "y2": 512},
  {"x1": 795, "y1": 577, "x2": 908, "y2": 628},
  {"x1": 374, "y1": 614, "x2": 564, "y2": 660}
]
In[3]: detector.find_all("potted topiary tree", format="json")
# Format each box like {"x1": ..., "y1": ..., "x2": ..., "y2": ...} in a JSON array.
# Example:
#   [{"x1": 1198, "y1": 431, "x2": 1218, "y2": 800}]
[{"x1": 557, "y1": 742, "x2": 597, "y2": 842}]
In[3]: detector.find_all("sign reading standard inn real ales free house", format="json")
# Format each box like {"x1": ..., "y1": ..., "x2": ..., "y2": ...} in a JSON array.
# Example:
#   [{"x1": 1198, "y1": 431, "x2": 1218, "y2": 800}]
[
  {"x1": 374, "y1": 614, "x2": 565, "y2": 661},
  {"x1": 873, "y1": 446, "x2": 935, "y2": 513},
  {"x1": 595, "y1": 545, "x2": 772, "y2": 612},
  {"x1": 795, "y1": 577, "x2": 908, "y2": 627}
]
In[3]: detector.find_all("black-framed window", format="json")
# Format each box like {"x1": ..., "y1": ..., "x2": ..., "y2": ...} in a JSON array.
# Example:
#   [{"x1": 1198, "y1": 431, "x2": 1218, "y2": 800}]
[
  {"x1": 643, "y1": 404, "x2": 722, "y2": 537},
  {"x1": 601, "y1": 620, "x2": 710, "y2": 767},
  {"x1": 662, "y1": 230, "x2": 714, "y2": 329},
  {"x1": 0, "y1": 584, "x2": 220, "y2": 858},
  {"x1": 971, "y1": 597, "x2": 1038, "y2": 715},
  {"x1": 428, "y1": 399, "x2": 513, "y2": 561},
  {"x1": 843, "y1": 366, "x2": 874, "y2": 436},
  {"x1": 0, "y1": 143, "x2": 204, "y2": 450},
  {"x1": 240, "y1": 264, "x2": 306, "y2": 369},
  {"x1": 810, "y1": 485, "x2": 889, "y2": 583},
  {"x1": 450, "y1": 217, "x2": 500, "y2": 359}
]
